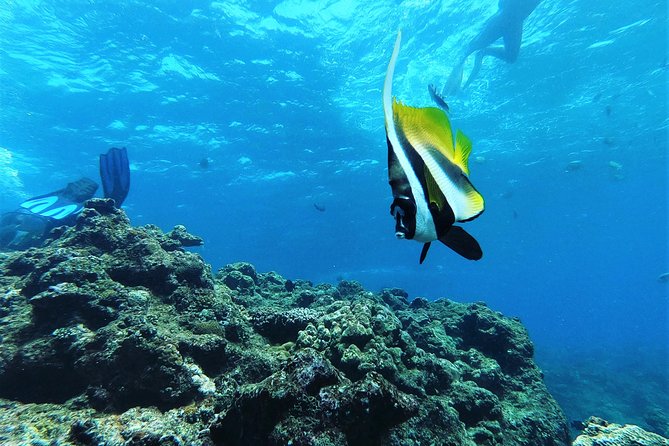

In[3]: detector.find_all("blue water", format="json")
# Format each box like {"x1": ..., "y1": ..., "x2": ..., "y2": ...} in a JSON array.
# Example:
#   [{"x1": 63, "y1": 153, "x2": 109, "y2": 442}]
[{"x1": 1, "y1": 0, "x2": 667, "y2": 424}]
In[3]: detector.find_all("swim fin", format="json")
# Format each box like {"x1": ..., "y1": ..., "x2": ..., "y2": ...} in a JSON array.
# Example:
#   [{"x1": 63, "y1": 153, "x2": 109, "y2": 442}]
[
  {"x1": 20, "y1": 178, "x2": 98, "y2": 220},
  {"x1": 99, "y1": 147, "x2": 130, "y2": 207},
  {"x1": 443, "y1": 63, "x2": 464, "y2": 96}
]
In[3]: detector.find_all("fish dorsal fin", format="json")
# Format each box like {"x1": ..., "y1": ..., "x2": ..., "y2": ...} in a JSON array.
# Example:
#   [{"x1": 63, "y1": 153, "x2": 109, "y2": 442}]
[
  {"x1": 424, "y1": 165, "x2": 445, "y2": 211},
  {"x1": 393, "y1": 100, "x2": 455, "y2": 162},
  {"x1": 454, "y1": 130, "x2": 473, "y2": 175},
  {"x1": 394, "y1": 100, "x2": 484, "y2": 222}
]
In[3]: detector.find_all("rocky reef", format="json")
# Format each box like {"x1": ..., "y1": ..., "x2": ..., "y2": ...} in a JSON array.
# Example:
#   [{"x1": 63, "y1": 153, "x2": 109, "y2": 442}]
[
  {"x1": 0, "y1": 199, "x2": 570, "y2": 445},
  {"x1": 572, "y1": 417, "x2": 669, "y2": 446},
  {"x1": 540, "y1": 347, "x2": 669, "y2": 439}
]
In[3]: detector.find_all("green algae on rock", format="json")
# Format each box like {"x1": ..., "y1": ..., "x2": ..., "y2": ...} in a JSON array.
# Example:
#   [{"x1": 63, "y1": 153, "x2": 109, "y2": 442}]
[{"x1": 0, "y1": 199, "x2": 570, "y2": 445}]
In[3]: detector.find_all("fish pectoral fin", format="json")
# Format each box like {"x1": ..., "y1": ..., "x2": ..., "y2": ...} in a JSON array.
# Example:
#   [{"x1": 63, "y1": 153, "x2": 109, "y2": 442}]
[
  {"x1": 454, "y1": 130, "x2": 473, "y2": 175},
  {"x1": 439, "y1": 226, "x2": 482, "y2": 260},
  {"x1": 419, "y1": 242, "x2": 432, "y2": 264}
]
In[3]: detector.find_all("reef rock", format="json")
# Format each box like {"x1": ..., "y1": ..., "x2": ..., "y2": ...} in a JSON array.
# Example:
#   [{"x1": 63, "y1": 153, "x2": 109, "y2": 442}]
[
  {"x1": 573, "y1": 417, "x2": 669, "y2": 446},
  {"x1": 0, "y1": 199, "x2": 570, "y2": 445}
]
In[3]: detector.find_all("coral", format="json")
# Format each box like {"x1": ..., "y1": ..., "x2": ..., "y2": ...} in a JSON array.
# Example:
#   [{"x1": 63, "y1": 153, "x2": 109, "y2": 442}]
[
  {"x1": 573, "y1": 417, "x2": 669, "y2": 446},
  {"x1": 251, "y1": 307, "x2": 321, "y2": 343},
  {"x1": 0, "y1": 201, "x2": 571, "y2": 445}
]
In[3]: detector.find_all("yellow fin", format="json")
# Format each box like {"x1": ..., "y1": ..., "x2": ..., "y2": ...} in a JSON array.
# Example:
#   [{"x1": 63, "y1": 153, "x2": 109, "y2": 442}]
[
  {"x1": 393, "y1": 100, "x2": 455, "y2": 161},
  {"x1": 454, "y1": 130, "x2": 473, "y2": 175}
]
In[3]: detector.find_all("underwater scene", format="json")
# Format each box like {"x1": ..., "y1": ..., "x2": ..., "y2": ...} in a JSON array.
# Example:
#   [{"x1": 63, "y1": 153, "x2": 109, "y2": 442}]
[{"x1": 0, "y1": 0, "x2": 667, "y2": 445}]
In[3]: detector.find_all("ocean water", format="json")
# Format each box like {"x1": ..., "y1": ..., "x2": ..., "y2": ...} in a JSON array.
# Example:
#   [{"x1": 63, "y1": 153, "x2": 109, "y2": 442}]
[{"x1": 1, "y1": 0, "x2": 667, "y2": 430}]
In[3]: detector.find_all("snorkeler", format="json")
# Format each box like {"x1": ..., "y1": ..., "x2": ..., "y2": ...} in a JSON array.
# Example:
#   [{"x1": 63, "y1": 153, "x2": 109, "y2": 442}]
[
  {"x1": 442, "y1": 0, "x2": 541, "y2": 95},
  {"x1": 0, "y1": 147, "x2": 130, "y2": 251}
]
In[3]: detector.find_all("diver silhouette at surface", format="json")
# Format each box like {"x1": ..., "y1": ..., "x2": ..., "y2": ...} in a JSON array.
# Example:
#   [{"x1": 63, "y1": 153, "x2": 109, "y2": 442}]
[{"x1": 442, "y1": 0, "x2": 541, "y2": 95}]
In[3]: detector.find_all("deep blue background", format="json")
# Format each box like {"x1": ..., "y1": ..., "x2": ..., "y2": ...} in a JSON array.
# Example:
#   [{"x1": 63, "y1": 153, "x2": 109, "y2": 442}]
[{"x1": 1, "y1": 0, "x2": 667, "y2": 424}]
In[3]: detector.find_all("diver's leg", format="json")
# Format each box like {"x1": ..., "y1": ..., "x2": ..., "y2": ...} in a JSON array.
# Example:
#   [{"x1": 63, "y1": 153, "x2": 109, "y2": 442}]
[
  {"x1": 466, "y1": 13, "x2": 506, "y2": 54},
  {"x1": 498, "y1": 23, "x2": 523, "y2": 63},
  {"x1": 462, "y1": 40, "x2": 522, "y2": 90},
  {"x1": 462, "y1": 22, "x2": 522, "y2": 89},
  {"x1": 462, "y1": 51, "x2": 485, "y2": 89},
  {"x1": 446, "y1": 13, "x2": 506, "y2": 93},
  {"x1": 443, "y1": 61, "x2": 465, "y2": 96}
]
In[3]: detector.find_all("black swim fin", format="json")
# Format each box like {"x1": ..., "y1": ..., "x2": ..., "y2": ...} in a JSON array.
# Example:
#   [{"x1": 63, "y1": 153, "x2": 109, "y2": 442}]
[
  {"x1": 99, "y1": 147, "x2": 130, "y2": 207},
  {"x1": 439, "y1": 226, "x2": 482, "y2": 260}
]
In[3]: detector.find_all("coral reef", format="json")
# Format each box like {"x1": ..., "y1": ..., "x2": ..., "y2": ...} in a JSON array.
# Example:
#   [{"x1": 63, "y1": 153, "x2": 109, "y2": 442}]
[
  {"x1": 0, "y1": 199, "x2": 570, "y2": 445},
  {"x1": 572, "y1": 417, "x2": 669, "y2": 446}
]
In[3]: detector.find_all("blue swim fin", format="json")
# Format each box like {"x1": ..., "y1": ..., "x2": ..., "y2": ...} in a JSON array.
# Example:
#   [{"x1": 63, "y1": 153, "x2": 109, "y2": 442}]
[
  {"x1": 99, "y1": 147, "x2": 130, "y2": 207},
  {"x1": 20, "y1": 178, "x2": 98, "y2": 220}
]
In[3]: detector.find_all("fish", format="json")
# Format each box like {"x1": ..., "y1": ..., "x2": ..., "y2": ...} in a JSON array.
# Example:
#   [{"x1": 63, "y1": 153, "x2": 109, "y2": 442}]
[
  {"x1": 566, "y1": 160, "x2": 583, "y2": 172},
  {"x1": 383, "y1": 31, "x2": 485, "y2": 263},
  {"x1": 428, "y1": 84, "x2": 449, "y2": 112}
]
